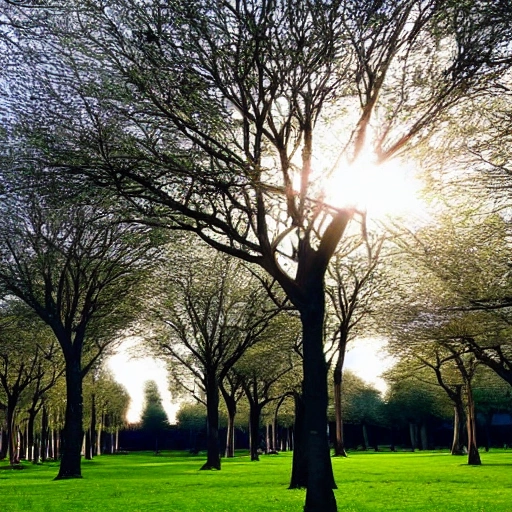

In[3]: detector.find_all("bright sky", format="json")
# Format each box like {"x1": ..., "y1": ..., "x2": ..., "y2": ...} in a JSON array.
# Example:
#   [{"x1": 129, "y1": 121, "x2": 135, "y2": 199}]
[
  {"x1": 107, "y1": 338, "x2": 179, "y2": 424},
  {"x1": 107, "y1": 336, "x2": 394, "y2": 425}
]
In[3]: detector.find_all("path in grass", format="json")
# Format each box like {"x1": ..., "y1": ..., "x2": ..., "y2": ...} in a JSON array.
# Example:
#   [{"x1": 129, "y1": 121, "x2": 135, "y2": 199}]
[{"x1": 1, "y1": 450, "x2": 512, "y2": 511}]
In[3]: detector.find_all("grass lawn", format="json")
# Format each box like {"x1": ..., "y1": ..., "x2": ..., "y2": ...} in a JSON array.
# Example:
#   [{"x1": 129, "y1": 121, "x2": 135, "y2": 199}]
[{"x1": 1, "y1": 449, "x2": 512, "y2": 511}]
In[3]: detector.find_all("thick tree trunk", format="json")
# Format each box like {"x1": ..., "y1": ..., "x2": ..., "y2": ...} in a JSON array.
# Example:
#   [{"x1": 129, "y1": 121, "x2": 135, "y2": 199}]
[
  {"x1": 55, "y1": 356, "x2": 83, "y2": 479},
  {"x1": 200, "y1": 374, "x2": 221, "y2": 470},
  {"x1": 301, "y1": 303, "x2": 337, "y2": 512},
  {"x1": 289, "y1": 390, "x2": 308, "y2": 488},
  {"x1": 466, "y1": 386, "x2": 481, "y2": 466}
]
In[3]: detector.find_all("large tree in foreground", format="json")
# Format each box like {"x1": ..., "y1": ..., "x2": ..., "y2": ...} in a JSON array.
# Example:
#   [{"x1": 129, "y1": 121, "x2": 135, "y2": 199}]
[{"x1": 6, "y1": 1, "x2": 512, "y2": 508}]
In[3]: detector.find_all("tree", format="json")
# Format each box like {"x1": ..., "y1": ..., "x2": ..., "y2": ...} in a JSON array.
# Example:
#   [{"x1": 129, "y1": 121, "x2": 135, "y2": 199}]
[
  {"x1": 140, "y1": 380, "x2": 168, "y2": 453},
  {"x1": 384, "y1": 368, "x2": 452, "y2": 451},
  {"x1": 6, "y1": 1, "x2": 512, "y2": 508},
  {"x1": 234, "y1": 314, "x2": 301, "y2": 462},
  {"x1": 0, "y1": 300, "x2": 62, "y2": 465},
  {"x1": 149, "y1": 249, "x2": 280, "y2": 470},
  {"x1": 0, "y1": 174, "x2": 157, "y2": 478},
  {"x1": 341, "y1": 371, "x2": 384, "y2": 451},
  {"x1": 325, "y1": 231, "x2": 388, "y2": 456}
]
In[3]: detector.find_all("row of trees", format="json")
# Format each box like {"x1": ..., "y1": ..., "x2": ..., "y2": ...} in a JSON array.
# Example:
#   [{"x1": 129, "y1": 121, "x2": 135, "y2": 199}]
[
  {"x1": 2, "y1": 1, "x2": 512, "y2": 511},
  {"x1": 174, "y1": 369, "x2": 512, "y2": 454}
]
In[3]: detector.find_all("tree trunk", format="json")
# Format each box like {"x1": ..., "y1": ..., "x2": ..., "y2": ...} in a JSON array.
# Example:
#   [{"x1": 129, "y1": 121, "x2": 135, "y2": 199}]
[
  {"x1": 301, "y1": 301, "x2": 337, "y2": 512},
  {"x1": 200, "y1": 373, "x2": 221, "y2": 470},
  {"x1": 0, "y1": 427, "x2": 6, "y2": 459},
  {"x1": 451, "y1": 401, "x2": 465, "y2": 456},
  {"x1": 289, "y1": 390, "x2": 308, "y2": 488},
  {"x1": 41, "y1": 406, "x2": 49, "y2": 462},
  {"x1": 465, "y1": 385, "x2": 481, "y2": 465},
  {"x1": 27, "y1": 411, "x2": 36, "y2": 462},
  {"x1": 248, "y1": 400, "x2": 261, "y2": 461},
  {"x1": 409, "y1": 422, "x2": 417, "y2": 452},
  {"x1": 265, "y1": 423, "x2": 272, "y2": 453},
  {"x1": 96, "y1": 415, "x2": 102, "y2": 456},
  {"x1": 362, "y1": 423, "x2": 369, "y2": 451},
  {"x1": 55, "y1": 355, "x2": 83, "y2": 479},
  {"x1": 84, "y1": 429, "x2": 92, "y2": 460},
  {"x1": 420, "y1": 423, "x2": 428, "y2": 451},
  {"x1": 333, "y1": 338, "x2": 348, "y2": 457},
  {"x1": 90, "y1": 394, "x2": 96, "y2": 457},
  {"x1": 33, "y1": 432, "x2": 40, "y2": 464},
  {"x1": 7, "y1": 402, "x2": 18, "y2": 465},
  {"x1": 225, "y1": 410, "x2": 235, "y2": 458}
]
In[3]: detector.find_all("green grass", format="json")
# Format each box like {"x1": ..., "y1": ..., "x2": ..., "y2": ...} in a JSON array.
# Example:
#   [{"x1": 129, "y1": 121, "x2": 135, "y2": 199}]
[{"x1": 1, "y1": 450, "x2": 512, "y2": 511}]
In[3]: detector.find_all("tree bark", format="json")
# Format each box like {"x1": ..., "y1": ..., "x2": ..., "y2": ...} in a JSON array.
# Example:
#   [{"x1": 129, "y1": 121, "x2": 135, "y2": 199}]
[
  {"x1": 289, "y1": 390, "x2": 308, "y2": 488},
  {"x1": 362, "y1": 423, "x2": 369, "y2": 451},
  {"x1": 55, "y1": 355, "x2": 83, "y2": 479},
  {"x1": 451, "y1": 400, "x2": 465, "y2": 456},
  {"x1": 420, "y1": 423, "x2": 428, "y2": 451},
  {"x1": 7, "y1": 401, "x2": 18, "y2": 465},
  {"x1": 333, "y1": 366, "x2": 347, "y2": 457},
  {"x1": 200, "y1": 373, "x2": 221, "y2": 470},
  {"x1": 408, "y1": 422, "x2": 417, "y2": 452},
  {"x1": 301, "y1": 301, "x2": 337, "y2": 512},
  {"x1": 248, "y1": 401, "x2": 261, "y2": 462},
  {"x1": 225, "y1": 407, "x2": 235, "y2": 458},
  {"x1": 465, "y1": 385, "x2": 481, "y2": 465}
]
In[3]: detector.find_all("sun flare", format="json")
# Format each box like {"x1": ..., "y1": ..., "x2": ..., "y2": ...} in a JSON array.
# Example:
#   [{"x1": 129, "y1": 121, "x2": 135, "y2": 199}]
[{"x1": 322, "y1": 154, "x2": 427, "y2": 222}]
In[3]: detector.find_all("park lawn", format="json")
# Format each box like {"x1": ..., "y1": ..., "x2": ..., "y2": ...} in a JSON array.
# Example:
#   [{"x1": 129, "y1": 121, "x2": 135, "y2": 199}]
[{"x1": 1, "y1": 450, "x2": 511, "y2": 511}]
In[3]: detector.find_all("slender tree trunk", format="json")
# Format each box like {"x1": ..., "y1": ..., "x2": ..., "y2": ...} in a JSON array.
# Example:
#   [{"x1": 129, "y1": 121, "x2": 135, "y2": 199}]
[
  {"x1": 289, "y1": 390, "x2": 308, "y2": 488},
  {"x1": 333, "y1": 340, "x2": 348, "y2": 457},
  {"x1": 466, "y1": 386, "x2": 481, "y2": 465},
  {"x1": 41, "y1": 406, "x2": 49, "y2": 462},
  {"x1": 200, "y1": 373, "x2": 220, "y2": 470},
  {"x1": 225, "y1": 411, "x2": 235, "y2": 458},
  {"x1": 7, "y1": 400, "x2": 19, "y2": 465},
  {"x1": 409, "y1": 422, "x2": 417, "y2": 452},
  {"x1": 420, "y1": 423, "x2": 428, "y2": 451},
  {"x1": 0, "y1": 427, "x2": 6, "y2": 459},
  {"x1": 248, "y1": 401, "x2": 261, "y2": 461},
  {"x1": 333, "y1": 366, "x2": 347, "y2": 457},
  {"x1": 85, "y1": 429, "x2": 92, "y2": 460},
  {"x1": 90, "y1": 394, "x2": 96, "y2": 457},
  {"x1": 272, "y1": 417, "x2": 278, "y2": 453},
  {"x1": 55, "y1": 355, "x2": 83, "y2": 479},
  {"x1": 451, "y1": 401, "x2": 465, "y2": 455},
  {"x1": 220, "y1": 384, "x2": 237, "y2": 458},
  {"x1": 265, "y1": 423, "x2": 271, "y2": 453},
  {"x1": 362, "y1": 423, "x2": 369, "y2": 451},
  {"x1": 301, "y1": 300, "x2": 337, "y2": 512},
  {"x1": 33, "y1": 433, "x2": 40, "y2": 464},
  {"x1": 95, "y1": 415, "x2": 102, "y2": 456},
  {"x1": 27, "y1": 411, "x2": 36, "y2": 462}
]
